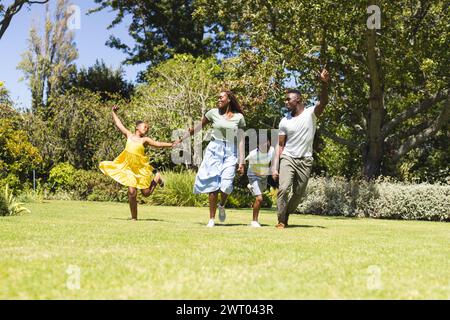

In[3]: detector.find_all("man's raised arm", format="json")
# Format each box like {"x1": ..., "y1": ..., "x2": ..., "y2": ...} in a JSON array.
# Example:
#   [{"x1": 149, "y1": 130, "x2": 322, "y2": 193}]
[{"x1": 314, "y1": 68, "x2": 330, "y2": 117}]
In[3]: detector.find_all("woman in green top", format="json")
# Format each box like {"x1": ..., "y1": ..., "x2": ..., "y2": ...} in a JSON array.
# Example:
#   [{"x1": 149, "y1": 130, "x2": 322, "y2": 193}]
[{"x1": 179, "y1": 91, "x2": 246, "y2": 227}]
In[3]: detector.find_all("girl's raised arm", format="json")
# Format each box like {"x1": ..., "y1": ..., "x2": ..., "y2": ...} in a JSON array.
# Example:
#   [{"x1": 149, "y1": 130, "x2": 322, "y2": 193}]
[{"x1": 112, "y1": 106, "x2": 132, "y2": 138}]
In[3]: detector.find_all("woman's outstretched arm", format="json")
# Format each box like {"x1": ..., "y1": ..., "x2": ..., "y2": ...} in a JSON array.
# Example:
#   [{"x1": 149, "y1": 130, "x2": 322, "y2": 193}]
[
  {"x1": 112, "y1": 106, "x2": 132, "y2": 138},
  {"x1": 179, "y1": 116, "x2": 210, "y2": 141}
]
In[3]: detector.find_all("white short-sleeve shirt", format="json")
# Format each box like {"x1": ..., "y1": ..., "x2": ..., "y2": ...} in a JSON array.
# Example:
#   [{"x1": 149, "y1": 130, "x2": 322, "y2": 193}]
[
  {"x1": 245, "y1": 146, "x2": 275, "y2": 176},
  {"x1": 278, "y1": 107, "x2": 317, "y2": 158}
]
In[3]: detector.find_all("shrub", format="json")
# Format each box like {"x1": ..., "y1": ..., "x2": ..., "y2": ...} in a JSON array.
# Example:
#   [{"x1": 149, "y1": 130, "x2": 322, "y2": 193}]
[
  {"x1": 71, "y1": 169, "x2": 126, "y2": 202},
  {"x1": 359, "y1": 182, "x2": 450, "y2": 221},
  {"x1": 297, "y1": 177, "x2": 450, "y2": 222},
  {"x1": 0, "y1": 173, "x2": 21, "y2": 192},
  {"x1": 45, "y1": 167, "x2": 127, "y2": 202},
  {"x1": 144, "y1": 171, "x2": 209, "y2": 207},
  {"x1": 48, "y1": 163, "x2": 77, "y2": 191},
  {"x1": 143, "y1": 171, "x2": 273, "y2": 208},
  {"x1": 0, "y1": 187, "x2": 8, "y2": 215},
  {"x1": 17, "y1": 188, "x2": 44, "y2": 203},
  {"x1": 0, "y1": 185, "x2": 31, "y2": 216},
  {"x1": 0, "y1": 118, "x2": 42, "y2": 189}
]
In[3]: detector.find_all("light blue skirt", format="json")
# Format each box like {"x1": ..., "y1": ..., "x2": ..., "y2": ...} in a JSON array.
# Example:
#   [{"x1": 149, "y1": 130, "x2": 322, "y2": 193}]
[{"x1": 193, "y1": 140, "x2": 237, "y2": 194}]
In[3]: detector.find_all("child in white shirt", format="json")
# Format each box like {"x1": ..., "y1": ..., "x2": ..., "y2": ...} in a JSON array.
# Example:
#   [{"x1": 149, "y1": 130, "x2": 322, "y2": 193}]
[{"x1": 245, "y1": 139, "x2": 275, "y2": 227}]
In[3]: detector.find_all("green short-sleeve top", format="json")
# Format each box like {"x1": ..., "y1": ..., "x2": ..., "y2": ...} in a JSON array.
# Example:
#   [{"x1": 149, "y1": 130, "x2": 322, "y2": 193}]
[{"x1": 205, "y1": 108, "x2": 246, "y2": 142}]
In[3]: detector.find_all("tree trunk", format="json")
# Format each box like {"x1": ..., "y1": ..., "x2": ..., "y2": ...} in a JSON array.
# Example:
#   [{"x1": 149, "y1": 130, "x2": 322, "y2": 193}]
[{"x1": 364, "y1": 27, "x2": 384, "y2": 179}]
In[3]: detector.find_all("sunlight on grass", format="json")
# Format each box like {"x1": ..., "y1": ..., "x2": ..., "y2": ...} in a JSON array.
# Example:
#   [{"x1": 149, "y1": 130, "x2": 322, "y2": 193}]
[{"x1": 0, "y1": 201, "x2": 449, "y2": 299}]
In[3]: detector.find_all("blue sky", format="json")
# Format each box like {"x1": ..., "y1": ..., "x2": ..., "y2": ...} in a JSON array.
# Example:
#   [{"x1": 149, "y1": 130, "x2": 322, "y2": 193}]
[{"x1": 0, "y1": 0, "x2": 146, "y2": 109}]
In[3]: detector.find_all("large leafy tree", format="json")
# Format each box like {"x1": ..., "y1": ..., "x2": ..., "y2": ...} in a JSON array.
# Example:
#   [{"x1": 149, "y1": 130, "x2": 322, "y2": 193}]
[
  {"x1": 0, "y1": 0, "x2": 49, "y2": 40},
  {"x1": 90, "y1": 0, "x2": 219, "y2": 73},
  {"x1": 196, "y1": 0, "x2": 450, "y2": 179}
]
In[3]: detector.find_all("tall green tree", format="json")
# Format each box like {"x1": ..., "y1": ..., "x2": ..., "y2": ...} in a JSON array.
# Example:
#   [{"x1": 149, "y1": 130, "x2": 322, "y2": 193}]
[
  {"x1": 17, "y1": 0, "x2": 78, "y2": 114},
  {"x1": 90, "y1": 0, "x2": 219, "y2": 74},
  {"x1": 196, "y1": 0, "x2": 450, "y2": 179}
]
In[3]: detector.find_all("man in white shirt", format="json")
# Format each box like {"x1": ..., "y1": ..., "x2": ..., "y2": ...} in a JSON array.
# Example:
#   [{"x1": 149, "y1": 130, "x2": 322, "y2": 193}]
[{"x1": 272, "y1": 68, "x2": 330, "y2": 229}]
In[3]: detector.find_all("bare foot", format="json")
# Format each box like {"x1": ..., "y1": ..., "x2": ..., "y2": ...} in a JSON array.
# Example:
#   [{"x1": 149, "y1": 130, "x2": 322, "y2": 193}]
[{"x1": 155, "y1": 172, "x2": 164, "y2": 188}]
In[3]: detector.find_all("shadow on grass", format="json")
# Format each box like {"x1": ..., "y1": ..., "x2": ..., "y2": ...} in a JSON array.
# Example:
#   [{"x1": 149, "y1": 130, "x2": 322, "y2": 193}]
[
  {"x1": 194, "y1": 222, "x2": 249, "y2": 227},
  {"x1": 109, "y1": 218, "x2": 167, "y2": 222},
  {"x1": 194, "y1": 222, "x2": 324, "y2": 228},
  {"x1": 286, "y1": 224, "x2": 327, "y2": 229}
]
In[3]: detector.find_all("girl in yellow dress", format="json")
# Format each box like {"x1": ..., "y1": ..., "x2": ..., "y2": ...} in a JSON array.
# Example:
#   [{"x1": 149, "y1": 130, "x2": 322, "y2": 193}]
[{"x1": 100, "y1": 106, "x2": 175, "y2": 220}]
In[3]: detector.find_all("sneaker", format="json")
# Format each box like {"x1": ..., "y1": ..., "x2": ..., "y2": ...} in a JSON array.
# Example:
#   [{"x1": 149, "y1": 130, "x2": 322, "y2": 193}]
[
  {"x1": 206, "y1": 219, "x2": 215, "y2": 228},
  {"x1": 218, "y1": 205, "x2": 226, "y2": 222},
  {"x1": 275, "y1": 222, "x2": 286, "y2": 229},
  {"x1": 251, "y1": 221, "x2": 261, "y2": 228}
]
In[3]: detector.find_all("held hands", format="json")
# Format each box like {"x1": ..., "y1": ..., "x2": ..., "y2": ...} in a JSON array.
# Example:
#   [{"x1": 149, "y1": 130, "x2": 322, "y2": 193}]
[
  {"x1": 172, "y1": 140, "x2": 182, "y2": 148},
  {"x1": 112, "y1": 105, "x2": 119, "y2": 112},
  {"x1": 272, "y1": 170, "x2": 279, "y2": 182}
]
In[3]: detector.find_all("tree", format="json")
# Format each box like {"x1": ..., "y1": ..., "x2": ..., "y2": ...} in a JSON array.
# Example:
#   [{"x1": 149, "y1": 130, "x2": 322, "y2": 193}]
[
  {"x1": 90, "y1": 0, "x2": 218, "y2": 73},
  {"x1": 0, "y1": 81, "x2": 18, "y2": 119},
  {"x1": 0, "y1": 80, "x2": 10, "y2": 104},
  {"x1": 130, "y1": 54, "x2": 221, "y2": 168},
  {"x1": 17, "y1": 0, "x2": 78, "y2": 114},
  {"x1": 0, "y1": 0, "x2": 49, "y2": 40},
  {"x1": 129, "y1": 53, "x2": 284, "y2": 169},
  {"x1": 70, "y1": 60, "x2": 135, "y2": 101},
  {"x1": 195, "y1": 0, "x2": 450, "y2": 179},
  {"x1": 25, "y1": 88, "x2": 126, "y2": 171}
]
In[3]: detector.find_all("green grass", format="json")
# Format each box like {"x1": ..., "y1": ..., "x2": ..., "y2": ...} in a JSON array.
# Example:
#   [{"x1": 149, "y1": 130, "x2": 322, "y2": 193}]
[{"x1": 0, "y1": 201, "x2": 449, "y2": 300}]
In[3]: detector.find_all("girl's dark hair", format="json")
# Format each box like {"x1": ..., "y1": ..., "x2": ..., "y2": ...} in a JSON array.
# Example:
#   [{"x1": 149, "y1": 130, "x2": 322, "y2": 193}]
[
  {"x1": 223, "y1": 90, "x2": 244, "y2": 115},
  {"x1": 135, "y1": 121, "x2": 145, "y2": 128}
]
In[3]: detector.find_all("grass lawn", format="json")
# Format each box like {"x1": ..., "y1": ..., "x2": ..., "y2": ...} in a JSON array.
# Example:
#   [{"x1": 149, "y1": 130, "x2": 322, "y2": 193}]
[{"x1": 0, "y1": 200, "x2": 449, "y2": 299}]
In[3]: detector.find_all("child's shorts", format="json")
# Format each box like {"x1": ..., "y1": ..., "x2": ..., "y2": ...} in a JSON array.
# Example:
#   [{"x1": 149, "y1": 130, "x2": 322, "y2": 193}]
[{"x1": 248, "y1": 175, "x2": 268, "y2": 196}]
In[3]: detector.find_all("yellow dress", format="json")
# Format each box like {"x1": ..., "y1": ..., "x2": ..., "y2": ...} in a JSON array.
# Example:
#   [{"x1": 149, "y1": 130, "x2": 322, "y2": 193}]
[{"x1": 99, "y1": 137, "x2": 154, "y2": 189}]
